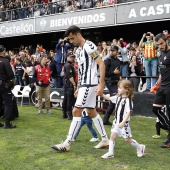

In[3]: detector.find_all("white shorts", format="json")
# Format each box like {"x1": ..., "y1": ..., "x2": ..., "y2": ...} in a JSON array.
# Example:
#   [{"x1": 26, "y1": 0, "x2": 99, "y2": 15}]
[
  {"x1": 111, "y1": 124, "x2": 132, "y2": 139},
  {"x1": 75, "y1": 86, "x2": 97, "y2": 108}
]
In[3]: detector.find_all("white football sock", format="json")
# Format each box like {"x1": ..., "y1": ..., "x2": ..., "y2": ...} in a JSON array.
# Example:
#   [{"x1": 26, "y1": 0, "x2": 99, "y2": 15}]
[
  {"x1": 92, "y1": 114, "x2": 108, "y2": 141},
  {"x1": 64, "y1": 117, "x2": 81, "y2": 145},
  {"x1": 109, "y1": 140, "x2": 115, "y2": 154},
  {"x1": 130, "y1": 139, "x2": 140, "y2": 149}
]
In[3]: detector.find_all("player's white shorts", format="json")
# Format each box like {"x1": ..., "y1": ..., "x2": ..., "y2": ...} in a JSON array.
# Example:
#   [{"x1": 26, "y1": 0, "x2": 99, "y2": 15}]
[
  {"x1": 111, "y1": 124, "x2": 132, "y2": 138},
  {"x1": 75, "y1": 86, "x2": 97, "y2": 108}
]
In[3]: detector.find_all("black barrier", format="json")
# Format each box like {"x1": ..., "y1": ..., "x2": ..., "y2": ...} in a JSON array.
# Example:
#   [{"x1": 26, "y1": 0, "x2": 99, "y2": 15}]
[{"x1": 14, "y1": 87, "x2": 155, "y2": 117}]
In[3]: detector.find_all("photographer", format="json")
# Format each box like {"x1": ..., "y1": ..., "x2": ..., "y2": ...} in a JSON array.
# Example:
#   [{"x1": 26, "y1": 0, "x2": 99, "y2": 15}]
[
  {"x1": 103, "y1": 45, "x2": 121, "y2": 125},
  {"x1": 139, "y1": 32, "x2": 158, "y2": 92},
  {"x1": 0, "y1": 45, "x2": 16, "y2": 128},
  {"x1": 54, "y1": 37, "x2": 72, "y2": 88}
]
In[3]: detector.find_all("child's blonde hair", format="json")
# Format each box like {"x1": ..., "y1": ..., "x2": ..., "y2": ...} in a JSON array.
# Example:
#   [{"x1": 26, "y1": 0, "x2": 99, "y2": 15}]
[{"x1": 117, "y1": 80, "x2": 134, "y2": 99}]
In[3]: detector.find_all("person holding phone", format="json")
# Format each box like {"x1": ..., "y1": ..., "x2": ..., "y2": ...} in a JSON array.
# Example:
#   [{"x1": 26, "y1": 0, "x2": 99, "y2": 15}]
[
  {"x1": 139, "y1": 32, "x2": 158, "y2": 92},
  {"x1": 103, "y1": 45, "x2": 122, "y2": 125}
]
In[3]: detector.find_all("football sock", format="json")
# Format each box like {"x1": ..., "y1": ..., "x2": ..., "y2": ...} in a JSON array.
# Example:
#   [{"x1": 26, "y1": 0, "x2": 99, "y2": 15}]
[
  {"x1": 64, "y1": 117, "x2": 81, "y2": 145},
  {"x1": 92, "y1": 114, "x2": 108, "y2": 141},
  {"x1": 109, "y1": 140, "x2": 115, "y2": 154},
  {"x1": 130, "y1": 139, "x2": 140, "y2": 149}
]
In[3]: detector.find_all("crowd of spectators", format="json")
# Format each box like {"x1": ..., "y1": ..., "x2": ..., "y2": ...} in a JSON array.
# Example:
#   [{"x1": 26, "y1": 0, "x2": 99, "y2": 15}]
[
  {"x1": 0, "y1": 0, "x2": 150, "y2": 22},
  {"x1": 5, "y1": 29, "x2": 170, "y2": 93}
]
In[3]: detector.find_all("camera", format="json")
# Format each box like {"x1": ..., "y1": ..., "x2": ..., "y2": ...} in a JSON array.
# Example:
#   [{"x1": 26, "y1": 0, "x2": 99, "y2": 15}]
[
  {"x1": 146, "y1": 33, "x2": 150, "y2": 36},
  {"x1": 64, "y1": 38, "x2": 70, "y2": 43}
]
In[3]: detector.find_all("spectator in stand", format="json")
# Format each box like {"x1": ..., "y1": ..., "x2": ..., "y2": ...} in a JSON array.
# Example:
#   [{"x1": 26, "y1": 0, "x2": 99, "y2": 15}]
[
  {"x1": 40, "y1": 50, "x2": 47, "y2": 59},
  {"x1": 32, "y1": 55, "x2": 39, "y2": 66},
  {"x1": 128, "y1": 47, "x2": 141, "y2": 92},
  {"x1": 13, "y1": 1, "x2": 18, "y2": 19},
  {"x1": 5, "y1": 56, "x2": 15, "y2": 74},
  {"x1": 51, "y1": 0, "x2": 57, "y2": 14},
  {"x1": 34, "y1": 57, "x2": 52, "y2": 114},
  {"x1": 95, "y1": 0, "x2": 103, "y2": 7},
  {"x1": 19, "y1": 51, "x2": 26, "y2": 63},
  {"x1": 136, "y1": 48, "x2": 146, "y2": 90},
  {"x1": 10, "y1": 57, "x2": 16, "y2": 67},
  {"x1": 139, "y1": 32, "x2": 158, "y2": 92},
  {"x1": 63, "y1": 1, "x2": 72, "y2": 12},
  {"x1": 91, "y1": 0, "x2": 97, "y2": 8},
  {"x1": 163, "y1": 30, "x2": 170, "y2": 39},
  {"x1": 28, "y1": 0, "x2": 33, "y2": 17},
  {"x1": 33, "y1": 0, "x2": 40, "y2": 17},
  {"x1": 14, "y1": 58, "x2": 26, "y2": 86},
  {"x1": 110, "y1": 0, "x2": 117, "y2": 4},
  {"x1": 58, "y1": 1, "x2": 64, "y2": 13},
  {"x1": 7, "y1": 1, "x2": 14, "y2": 21},
  {"x1": 102, "y1": 0, "x2": 110, "y2": 6},
  {"x1": 120, "y1": 38, "x2": 127, "y2": 47},
  {"x1": 45, "y1": 3, "x2": 51, "y2": 15},
  {"x1": 54, "y1": 37, "x2": 72, "y2": 88},
  {"x1": 42, "y1": 0, "x2": 49, "y2": 3},
  {"x1": 1, "y1": 5, "x2": 6, "y2": 21},
  {"x1": 9, "y1": 51, "x2": 15, "y2": 59},
  {"x1": 23, "y1": 1, "x2": 29, "y2": 18},
  {"x1": 46, "y1": 56, "x2": 57, "y2": 88},
  {"x1": 97, "y1": 45, "x2": 102, "y2": 56},
  {"x1": 100, "y1": 41, "x2": 109, "y2": 61},
  {"x1": 22, "y1": 60, "x2": 35, "y2": 86},
  {"x1": 73, "y1": 0, "x2": 81, "y2": 10},
  {"x1": 83, "y1": 0, "x2": 91, "y2": 9},
  {"x1": 27, "y1": 45, "x2": 34, "y2": 55},
  {"x1": 133, "y1": 42, "x2": 139, "y2": 49},
  {"x1": 163, "y1": 30, "x2": 170, "y2": 45},
  {"x1": 16, "y1": 0, "x2": 23, "y2": 19},
  {"x1": 19, "y1": 45, "x2": 25, "y2": 51},
  {"x1": 111, "y1": 39, "x2": 117, "y2": 46},
  {"x1": 49, "y1": 50, "x2": 56, "y2": 62},
  {"x1": 117, "y1": 40, "x2": 130, "y2": 78}
]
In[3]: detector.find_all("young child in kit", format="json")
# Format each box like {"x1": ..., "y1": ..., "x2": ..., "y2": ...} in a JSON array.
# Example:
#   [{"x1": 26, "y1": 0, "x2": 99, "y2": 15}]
[
  {"x1": 72, "y1": 109, "x2": 99, "y2": 142},
  {"x1": 100, "y1": 79, "x2": 145, "y2": 159}
]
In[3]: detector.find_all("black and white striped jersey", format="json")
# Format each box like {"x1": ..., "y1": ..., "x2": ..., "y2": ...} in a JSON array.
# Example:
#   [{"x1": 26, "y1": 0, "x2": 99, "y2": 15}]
[
  {"x1": 110, "y1": 96, "x2": 133, "y2": 125},
  {"x1": 75, "y1": 40, "x2": 99, "y2": 86}
]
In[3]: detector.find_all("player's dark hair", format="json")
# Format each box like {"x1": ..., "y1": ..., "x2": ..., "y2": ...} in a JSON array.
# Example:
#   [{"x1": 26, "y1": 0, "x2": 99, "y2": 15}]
[{"x1": 65, "y1": 25, "x2": 82, "y2": 37}]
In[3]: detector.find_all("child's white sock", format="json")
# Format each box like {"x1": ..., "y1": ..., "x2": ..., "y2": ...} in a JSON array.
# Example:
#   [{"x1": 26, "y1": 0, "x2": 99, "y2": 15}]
[
  {"x1": 130, "y1": 139, "x2": 140, "y2": 149},
  {"x1": 92, "y1": 114, "x2": 108, "y2": 141},
  {"x1": 109, "y1": 140, "x2": 115, "y2": 154},
  {"x1": 64, "y1": 117, "x2": 81, "y2": 145}
]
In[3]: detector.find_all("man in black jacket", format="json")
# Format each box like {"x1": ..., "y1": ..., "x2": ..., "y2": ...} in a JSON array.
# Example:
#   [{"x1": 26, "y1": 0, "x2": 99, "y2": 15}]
[
  {"x1": 152, "y1": 33, "x2": 170, "y2": 148},
  {"x1": 62, "y1": 52, "x2": 77, "y2": 120},
  {"x1": 0, "y1": 45, "x2": 16, "y2": 128},
  {"x1": 103, "y1": 45, "x2": 121, "y2": 125}
]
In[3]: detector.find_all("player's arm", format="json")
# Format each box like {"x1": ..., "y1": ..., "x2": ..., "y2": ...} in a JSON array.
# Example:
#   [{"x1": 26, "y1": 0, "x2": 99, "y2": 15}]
[
  {"x1": 95, "y1": 56, "x2": 105, "y2": 96},
  {"x1": 156, "y1": 74, "x2": 161, "y2": 84},
  {"x1": 102, "y1": 94, "x2": 110, "y2": 100},
  {"x1": 139, "y1": 33, "x2": 146, "y2": 48}
]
